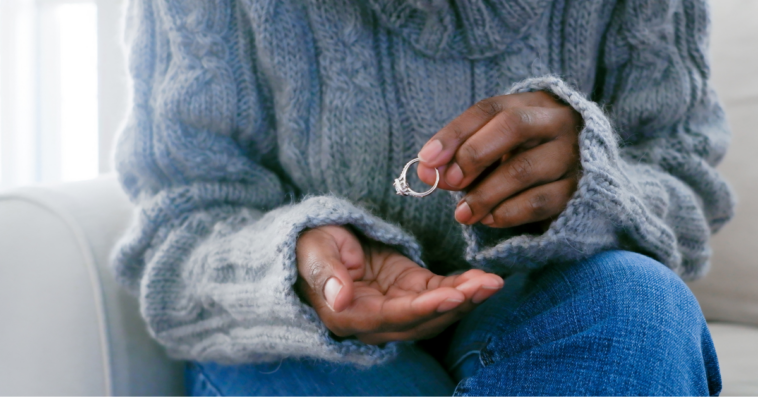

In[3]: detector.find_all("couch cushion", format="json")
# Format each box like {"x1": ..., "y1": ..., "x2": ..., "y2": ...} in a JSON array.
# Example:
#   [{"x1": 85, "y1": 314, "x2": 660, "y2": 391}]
[
  {"x1": 687, "y1": 0, "x2": 758, "y2": 327},
  {"x1": 708, "y1": 322, "x2": 758, "y2": 396},
  {"x1": 0, "y1": 199, "x2": 109, "y2": 395},
  {"x1": 0, "y1": 176, "x2": 185, "y2": 396}
]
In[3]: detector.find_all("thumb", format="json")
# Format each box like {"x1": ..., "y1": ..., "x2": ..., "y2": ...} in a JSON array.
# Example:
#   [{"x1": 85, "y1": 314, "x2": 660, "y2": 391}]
[{"x1": 296, "y1": 227, "x2": 358, "y2": 312}]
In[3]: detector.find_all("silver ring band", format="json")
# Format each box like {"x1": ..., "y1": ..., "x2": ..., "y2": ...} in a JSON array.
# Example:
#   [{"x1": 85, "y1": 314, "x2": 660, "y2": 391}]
[{"x1": 393, "y1": 158, "x2": 439, "y2": 198}]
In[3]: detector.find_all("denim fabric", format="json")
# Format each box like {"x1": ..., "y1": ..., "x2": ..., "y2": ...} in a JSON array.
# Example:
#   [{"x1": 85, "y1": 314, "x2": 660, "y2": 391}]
[
  {"x1": 185, "y1": 251, "x2": 721, "y2": 396},
  {"x1": 184, "y1": 344, "x2": 456, "y2": 396}
]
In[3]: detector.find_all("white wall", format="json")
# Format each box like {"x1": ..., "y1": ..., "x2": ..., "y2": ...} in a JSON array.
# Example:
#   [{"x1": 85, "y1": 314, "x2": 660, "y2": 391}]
[
  {"x1": 0, "y1": 0, "x2": 127, "y2": 189},
  {"x1": 96, "y1": 0, "x2": 128, "y2": 174}
]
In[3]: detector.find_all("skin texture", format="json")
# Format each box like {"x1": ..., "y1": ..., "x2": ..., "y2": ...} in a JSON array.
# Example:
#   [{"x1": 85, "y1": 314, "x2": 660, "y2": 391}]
[
  {"x1": 295, "y1": 225, "x2": 504, "y2": 345},
  {"x1": 417, "y1": 91, "x2": 582, "y2": 228},
  {"x1": 295, "y1": 91, "x2": 578, "y2": 344}
]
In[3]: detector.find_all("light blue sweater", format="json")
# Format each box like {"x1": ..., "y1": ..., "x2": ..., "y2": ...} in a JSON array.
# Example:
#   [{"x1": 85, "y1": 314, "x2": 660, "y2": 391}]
[{"x1": 112, "y1": 0, "x2": 734, "y2": 366}]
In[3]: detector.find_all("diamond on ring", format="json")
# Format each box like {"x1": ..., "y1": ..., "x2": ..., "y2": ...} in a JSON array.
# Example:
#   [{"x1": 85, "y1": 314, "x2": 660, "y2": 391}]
[{"x1": 393, "y1": 158, "x2": 439, "y2": 198}]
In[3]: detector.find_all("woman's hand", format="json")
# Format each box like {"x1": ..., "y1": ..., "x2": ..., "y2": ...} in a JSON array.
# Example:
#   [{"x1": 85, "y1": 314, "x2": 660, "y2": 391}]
[
  {"x1": 417, "y1": 91, "x2": 582, "y2": 228},
  {"x1": 295, "y1": 225, "x2": 504, "y2": 345}
]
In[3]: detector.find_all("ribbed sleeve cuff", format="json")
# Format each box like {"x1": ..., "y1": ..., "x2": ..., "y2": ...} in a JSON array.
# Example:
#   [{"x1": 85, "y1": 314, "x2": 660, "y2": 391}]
[
  {"x1": 146, "y1": 195, "x2": 422, "y2": 366},
  {"x1": 459, "y1": 76, "x2": 678, "y2": 274}
]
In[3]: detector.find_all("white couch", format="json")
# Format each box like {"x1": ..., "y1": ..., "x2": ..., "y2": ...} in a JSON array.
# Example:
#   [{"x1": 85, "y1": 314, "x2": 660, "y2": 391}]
[
  {"x1": 0, "y1": 1, "x2": 756, "y2": 395},
  {"x1": 0, "y1": 178, "x2": 184, "y2": 395}
]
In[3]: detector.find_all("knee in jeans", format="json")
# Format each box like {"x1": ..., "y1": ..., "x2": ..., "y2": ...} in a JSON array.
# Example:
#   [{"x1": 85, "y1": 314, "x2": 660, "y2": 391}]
[
  {"x1": 452, "y1": 252, "x2": 718, "y2": 397},
  {"x1": 577, "y1": 250, "x2": 703, "y2": 324}
]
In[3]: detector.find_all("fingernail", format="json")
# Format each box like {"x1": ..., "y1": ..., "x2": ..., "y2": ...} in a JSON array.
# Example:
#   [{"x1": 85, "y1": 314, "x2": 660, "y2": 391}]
[
  {"x1": 481, "y1": 278, "x2": 503, "y2": 290},
  {"x1": 418, "y1": 140, "x2": 443, "y2": 164},
  {"x1": 455, "y1": 201, "x2": 472, "y2": 224},
  {"x1": 323, "y1": 277, "x2": 343, "y2": 311},
  {"x1": 437, "y1": 298, "x2": 464, "y2": 313},
  {"x1": 446, "y1": 163, "x2": 464, "y2": 187},
  {"x1": 481, "y1": 214, "x2": 494, "y2": 226},
  {"x1": 474, "y1": 280, "x2": 503, "y2": 303}
]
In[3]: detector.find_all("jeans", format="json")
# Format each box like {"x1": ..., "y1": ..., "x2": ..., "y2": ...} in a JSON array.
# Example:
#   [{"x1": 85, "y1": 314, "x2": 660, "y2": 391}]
[{"x1": 185, "y1": 251, "x2": 721, "y2": 396}]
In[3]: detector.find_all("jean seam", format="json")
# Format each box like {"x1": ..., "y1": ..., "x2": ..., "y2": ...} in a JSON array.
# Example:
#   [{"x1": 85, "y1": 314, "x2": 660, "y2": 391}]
[
  {"x1": 193, "y1": 363, "x2": 224, "y2": 396},
  {"x1": 449, "y1": 350, "x2": 481, "y2": 372}
]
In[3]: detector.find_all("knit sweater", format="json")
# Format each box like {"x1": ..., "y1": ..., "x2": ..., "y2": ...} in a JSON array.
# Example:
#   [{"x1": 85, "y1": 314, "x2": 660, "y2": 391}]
[{"x1": 112, "y1": 0, "x2": 734, "y2": 366}]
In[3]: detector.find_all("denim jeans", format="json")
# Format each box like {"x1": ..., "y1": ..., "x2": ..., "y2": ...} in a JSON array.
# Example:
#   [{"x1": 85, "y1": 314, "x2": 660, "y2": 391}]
[{"x1": 185, "y1": 251, "x2": 721, "y2": 396}]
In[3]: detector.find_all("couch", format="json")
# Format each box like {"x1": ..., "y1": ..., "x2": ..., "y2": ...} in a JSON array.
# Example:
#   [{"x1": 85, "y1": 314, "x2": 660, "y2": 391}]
[{"x1": 0, "y1": 1, "x2": 756, "y2": 395}]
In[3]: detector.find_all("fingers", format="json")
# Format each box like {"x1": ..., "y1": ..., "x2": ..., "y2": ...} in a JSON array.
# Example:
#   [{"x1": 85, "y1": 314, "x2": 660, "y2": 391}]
[
  {"x1": 354, "y1": 272, "x2": 505, "y2": 345},
  {"x1": 416, "y1": 97, "x2": 504, "y2": 167},
  {"x1": 380, "y1": 287, "x2": 467, "y2": 328},
  {"x1": 321, "y1": 286, "x2": 464, "y2": 337},
  {"x1": 427, "y1": 107, "x2": 577, "y2": 190},
  {"x1": 296, "y1": 227, "x2": 362, "y2": 313},
  {"x1": 417, "y1": 92, "x2": 559, "y2": 167},
  {"x1": 417, "y1": 93, "x2": 580, "y2": 191},
  {"x1": 297, "y1": 230, "x2": 509, "y2": 340},
  {"x1": 324, "y1": 270, "x2": 504, "y2": 337},
  {"x1": 480, "y1": 177, "x2": 578, "y2": 228},
  {"x1": 452, "y1": 272, "x2": 504, "y2": 304},
  {"x1": 448, "y1": 107, "x2": 577, "y2": 188},
  {"x1": 454, "y1": 139, "x2": 579, "y2": 224}
]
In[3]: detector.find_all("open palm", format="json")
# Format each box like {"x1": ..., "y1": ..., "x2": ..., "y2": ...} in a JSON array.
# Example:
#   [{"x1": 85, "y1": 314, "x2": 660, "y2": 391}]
[{"x1": 296, "y1": 225, "x2": 503, "y2": 345}]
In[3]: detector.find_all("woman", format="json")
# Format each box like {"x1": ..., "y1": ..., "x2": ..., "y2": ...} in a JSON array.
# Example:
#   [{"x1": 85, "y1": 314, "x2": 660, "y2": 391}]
[{"x1": 113, "y1": 0, "x2": 733, "y2": 395}]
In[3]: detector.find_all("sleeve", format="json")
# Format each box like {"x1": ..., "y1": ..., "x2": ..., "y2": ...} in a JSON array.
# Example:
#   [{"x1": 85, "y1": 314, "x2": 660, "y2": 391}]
[
  {"x1": 110, "y1": 0, "x2": 422, "y2": 366},
  {"x1": 459, "y1": 0, "x2": 735, "y2": 281}
]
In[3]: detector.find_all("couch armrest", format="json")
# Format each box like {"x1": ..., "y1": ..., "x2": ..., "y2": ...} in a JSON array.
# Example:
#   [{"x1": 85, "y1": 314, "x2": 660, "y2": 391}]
[
  {"x1": 686, "y1": 0, "x2": 758, "y2": 329},
  {"x1": 0, "y1": 176, "x2": 184, "y2": 396}
]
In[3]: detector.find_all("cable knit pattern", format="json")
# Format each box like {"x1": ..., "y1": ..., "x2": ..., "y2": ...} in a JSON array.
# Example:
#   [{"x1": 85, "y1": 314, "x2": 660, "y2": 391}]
[
  {"x1": 112, "y1": 0, "x2": 734, "y2": 365},
  {"x1": 367, "y1": 0, "x2": 552, "y2": 59},
  {"x1": 124, "y1": 196, "x2": 423, "y2": 365}
]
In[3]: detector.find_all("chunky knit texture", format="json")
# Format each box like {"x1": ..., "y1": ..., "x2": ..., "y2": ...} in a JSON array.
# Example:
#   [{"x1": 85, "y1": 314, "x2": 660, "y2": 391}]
[{"x1": 112, "y1": 0, "x2": 734, "y2": 365}]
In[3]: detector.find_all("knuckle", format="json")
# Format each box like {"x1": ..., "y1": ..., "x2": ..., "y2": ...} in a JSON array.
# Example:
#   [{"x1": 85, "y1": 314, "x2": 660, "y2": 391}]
[
  {"x1": 511, "y1": 107, "x2": 534, "y2": 126},
  {"x1": 508, "y1": 155, "x2": 534, "y2": 183},
  {"x1": 459, "y1": 143, "x2": 481, "y2": 166},
  {"x1": 529, "y1": 192, "x2": 553, "y2": 218},
  {"x1": 493, "y1": 108, "x2": 532, "y2": 141},
  {"x1": 475, "y1": 97, "x2": 504, "y2": 116},
  {"x1": 449, "y1": 123, "x2": 466, "y2": 141},
  {"x1": 307, "y1": 260, "x2": 327, "y2": 286},
  {"x1": 492, "y1": 111, "x2": 520, "y2": 139}
]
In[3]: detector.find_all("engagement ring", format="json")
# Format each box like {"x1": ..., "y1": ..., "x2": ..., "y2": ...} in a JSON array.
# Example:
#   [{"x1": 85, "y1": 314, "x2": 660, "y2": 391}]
[{"x1": 393, "y1": 158, "x2": 439, "y2": 198}]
